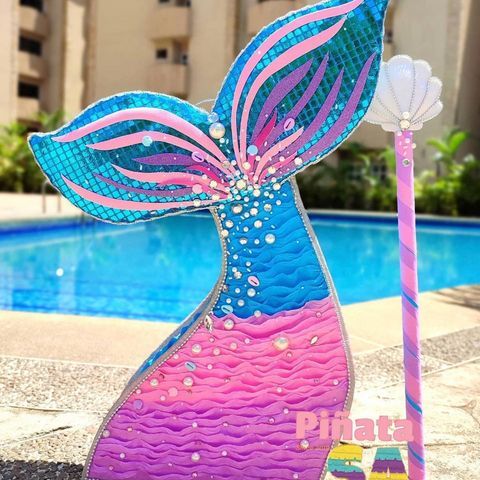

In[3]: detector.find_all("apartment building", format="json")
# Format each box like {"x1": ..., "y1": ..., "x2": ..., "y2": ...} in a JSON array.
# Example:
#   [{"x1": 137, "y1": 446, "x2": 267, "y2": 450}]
[
  {"x1": 0, "y1": 0, "x2": 88, "y2": 127},
  {"x1": 0, "y1": 0, "x2": 478, "y2": 166}
]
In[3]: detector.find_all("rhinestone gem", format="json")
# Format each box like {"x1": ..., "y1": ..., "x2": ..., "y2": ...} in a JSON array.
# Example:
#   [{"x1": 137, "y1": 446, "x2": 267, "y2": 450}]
[
  {"x1": 265, "y1": 233, "x2": 276, "y2": 244},
  {"x1": 300, "y1": 439, "x2": 310, "y2": 450},
  {"x1": 186, "y1": 361, "x2": 197, "y2": 371},
  {"x1": 191, "y1": 452, "x2": 201, "y2": 462},
  {"x1": 273, "y1": 337, "x2": 289, "y2": 351},
  {"x1": 236, "y1": 179, "x2": 247, "y2": 190},
  {"x1": 208, "y1": 112, "x2": 219, "y2": 123},
  {"x1": 224, "y1": 319, "x2": 235, "y2": 330},
  {"x1": 209, "y1": 122, "x2": 226, "y2": 139},
  {"x1": 247, "y1": 145, "x2": 259, "y2": 155},
  {"x1": 142, "y1": 135, "x2": 153, "y2": 147},
  {"x1": 183, "y1": 376, "x2": 194, "y2": 387},
  {"x1": 192, "y1": 344, "x2": 202, "y2": 354}
]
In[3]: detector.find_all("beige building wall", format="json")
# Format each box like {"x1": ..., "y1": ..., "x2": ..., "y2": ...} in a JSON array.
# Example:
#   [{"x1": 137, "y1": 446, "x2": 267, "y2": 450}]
[
  {"x1": 63, "y1": 0, "x2": 89, "y2": 118},
  {"x1": 393, "y1": 0, "x2": 480, "y2": 167},
  {"x1": 188, "y1": 0, "x2": 237, "y2": 104},
  {"x1": 0, "y1": 0, "x2": 17, "y2": 125},
  {"x1": 0, "y1": 0, "x2": 87, "y2": 126}
]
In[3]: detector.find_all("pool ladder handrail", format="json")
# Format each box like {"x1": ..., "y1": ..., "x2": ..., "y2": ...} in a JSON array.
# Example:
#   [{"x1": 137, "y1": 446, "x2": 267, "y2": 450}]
[{"x1": 41, "y1": 179, "x2": 62, "y2": 214}]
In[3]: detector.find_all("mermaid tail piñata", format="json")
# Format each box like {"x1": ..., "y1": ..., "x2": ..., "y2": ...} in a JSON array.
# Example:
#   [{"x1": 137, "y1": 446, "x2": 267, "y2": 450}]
[{"x1": 29, "y1": 1, "x2": 390, "y2": 478}]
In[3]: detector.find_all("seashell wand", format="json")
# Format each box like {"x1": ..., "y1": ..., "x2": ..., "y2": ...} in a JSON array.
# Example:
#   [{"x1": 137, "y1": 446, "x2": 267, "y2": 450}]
[{"x1": 366, "y1": 55, "x2": 444, "y2": 480}]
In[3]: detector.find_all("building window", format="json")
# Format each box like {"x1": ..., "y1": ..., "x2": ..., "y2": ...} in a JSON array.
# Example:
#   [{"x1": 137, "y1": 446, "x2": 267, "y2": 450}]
[
  {"x1": 19, "y1": 36, "x2": 42, "y2": 56},
  {"x1": 18, "y1": 81, "x2": 40, "y2": 99},
  {"x1": 19, "y1": 0, "x2": 43, "y2": 12},
  {"x1": 156, "y1": 48, "x2": 168, "y2": 60},
  {"x1": 158, "y1": 0, "x2": 191, "y2": 6},
  {"x1": 180, "y1": 53, "x2": 189, "y2": 65}
]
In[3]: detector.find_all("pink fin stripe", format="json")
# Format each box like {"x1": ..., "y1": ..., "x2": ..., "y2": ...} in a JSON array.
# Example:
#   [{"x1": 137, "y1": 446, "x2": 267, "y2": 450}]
[
  {"x1": 239, "y1": 17, "x2": 347, "y2": 165},
  {"x1": 251, "y1": 60, "x2": 312, "y2": 142},
  {"x1": 254, "y1": 127, "x2": 304, "y2": 180},
  {"x1": 258, "y1": 153, "x2": 297, "y2": 183},
  {"x1": 230, "y1": 0, "x2": 364, "y2": 160},
  {"x1": 93, "y1": 174, "x2": 194, "y2": 198},
  {"x1": 53, "y1": 107, "x2": 228, "y2": 165},
  {"x1": 113, "y1": 165, "x2": 228, "y2": 194},
  {"x1": 264, "y1": 55, "x2": 329, "y2": 153},
  {"x1": 62, "y1": 176, "x2": 219, "y2": 211},
  {"x1": 254, "y1": 111, "x2": 278, "y2": 150},
  {"x1": 86, "y1": 131, "x2": 233, "y2": 177}
]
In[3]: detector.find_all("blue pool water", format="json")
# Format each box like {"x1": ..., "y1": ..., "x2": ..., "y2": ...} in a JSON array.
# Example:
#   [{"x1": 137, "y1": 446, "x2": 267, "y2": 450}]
[{"x1": 0, "y1": 214, "x2": 479, "y2": 322}]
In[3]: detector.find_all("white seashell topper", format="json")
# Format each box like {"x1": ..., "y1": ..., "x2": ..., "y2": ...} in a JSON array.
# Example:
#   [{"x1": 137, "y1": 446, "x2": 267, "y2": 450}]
[{"x1": 365, "y1": 55, "x2": 443, "y2": 132}]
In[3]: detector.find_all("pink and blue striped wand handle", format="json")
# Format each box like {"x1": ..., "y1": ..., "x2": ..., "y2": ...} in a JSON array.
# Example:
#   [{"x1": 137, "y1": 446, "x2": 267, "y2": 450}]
[
  {"x1": 395, "y1": 130, "x2": 425, "y2": 480},
  {"x1": 365, "y1": 55, "x2": 443, "y2": 479}
]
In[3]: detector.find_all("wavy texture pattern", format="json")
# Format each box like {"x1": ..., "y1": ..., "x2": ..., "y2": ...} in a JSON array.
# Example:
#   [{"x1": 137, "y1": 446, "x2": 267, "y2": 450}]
[
  {"x1": 213, "y1": 182, "x2": 329, "y2": 319},
  {"x1": 88, "y1": 296, "x2": 349, "y2": 480}
]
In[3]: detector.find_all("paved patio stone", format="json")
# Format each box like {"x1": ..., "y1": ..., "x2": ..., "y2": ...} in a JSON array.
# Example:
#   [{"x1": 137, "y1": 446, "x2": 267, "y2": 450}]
[
  {"x1": 0, "y1": 424, "x2": 96, "y2": 467},
  {"x1": 422, "y1": 325, "x2": 480, "y2": 364},
  {"x1": 351, "y1": 360, "x2": 480, "y2": 448},
  {"x1": 0, "y1": 357, "x2": 134, "y2": 413},
  {"x1": 0, "y1": 459, "x2": 82, "y2": 480},
  {"x1": 0, "y1": 408, "x2": 99, "y2": 447},
  {"x1": 353, "y1": 345, "x2": 450, "y2": 392}
]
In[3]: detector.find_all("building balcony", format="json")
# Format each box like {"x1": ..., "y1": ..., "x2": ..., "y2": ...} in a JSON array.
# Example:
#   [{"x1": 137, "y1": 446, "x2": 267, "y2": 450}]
[
  {"x1": 18, "y1": 51, "x2": 47, "y2": 80},
  {"x1": 19, "y1": 6, "x2": 49, "y2": 37},
  {"x1": 17, "y1": 97, "x2": 41, "y2": 121},
  {"x1": 248, "y1": 0, "x2": 299, "y2": 36},
  {"x1": 148, "y1": 6, "x2": 190, "y2": 40},
  {"x1": 148, "y1": 63, "x2": 188, "y2": 97}
]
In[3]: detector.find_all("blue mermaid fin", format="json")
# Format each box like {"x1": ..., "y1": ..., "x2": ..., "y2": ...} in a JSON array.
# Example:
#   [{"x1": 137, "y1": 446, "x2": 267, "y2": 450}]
[
  {"x1": 213, "y1": 0, "x2": 389, "y2": 185},
  {"x1": 28, "y1": 94, "x2": 235, "y2": 224}
]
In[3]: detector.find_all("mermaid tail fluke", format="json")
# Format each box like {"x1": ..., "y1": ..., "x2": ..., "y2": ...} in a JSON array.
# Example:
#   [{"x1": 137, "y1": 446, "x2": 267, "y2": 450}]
[{"x1": 29, "y1": 0, "x2": 388, "y2": 225}]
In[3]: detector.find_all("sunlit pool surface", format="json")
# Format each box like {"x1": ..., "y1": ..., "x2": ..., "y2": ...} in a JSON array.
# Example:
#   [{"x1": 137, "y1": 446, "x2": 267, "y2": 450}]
[{"x1": 0, "y1": 213, "x2": 479, "y2": 322}]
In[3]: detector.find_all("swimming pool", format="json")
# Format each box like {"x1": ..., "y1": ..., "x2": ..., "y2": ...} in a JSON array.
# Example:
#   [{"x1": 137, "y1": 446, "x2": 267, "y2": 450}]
[{"x1": 0, "y1": 213, "x2": 479, "y2": 322}]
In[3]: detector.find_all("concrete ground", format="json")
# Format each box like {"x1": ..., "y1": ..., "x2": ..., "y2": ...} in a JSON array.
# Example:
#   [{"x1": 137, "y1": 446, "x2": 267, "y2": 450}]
[
  {"x1": 0, "y1": 193, "x2": 78, "y2": 222},
  {"x1": 0, "y1": 286, "x2": 479, "y2": 479}
]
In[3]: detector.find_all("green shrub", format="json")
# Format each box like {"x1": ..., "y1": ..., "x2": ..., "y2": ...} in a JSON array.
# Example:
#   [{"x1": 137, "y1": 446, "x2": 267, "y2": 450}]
[
  {"x1": 0, "y1": 111, "x2": 64, "y2": 193},
  {"x1": 416, "y1": 128, "x2": 480, "y2": 217}
]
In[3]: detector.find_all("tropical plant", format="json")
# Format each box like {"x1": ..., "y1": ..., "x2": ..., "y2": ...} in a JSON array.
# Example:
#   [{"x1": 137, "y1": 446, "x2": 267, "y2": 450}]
[
  {"x1": 0, "y1": 122, "x2": 31, "y2": 192},
  {"x1": 298, "y1": 142, "x2": 397, "y2": 212},
  {"x1": 416, "y1": 128, "x2": 480, "y2": 216},
  {"x1": 427, "y1": 128, "x2": 469, "y2": 175},
  {"x1": 0, "y1": 111, "x2": 64, "y2": 193}
]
